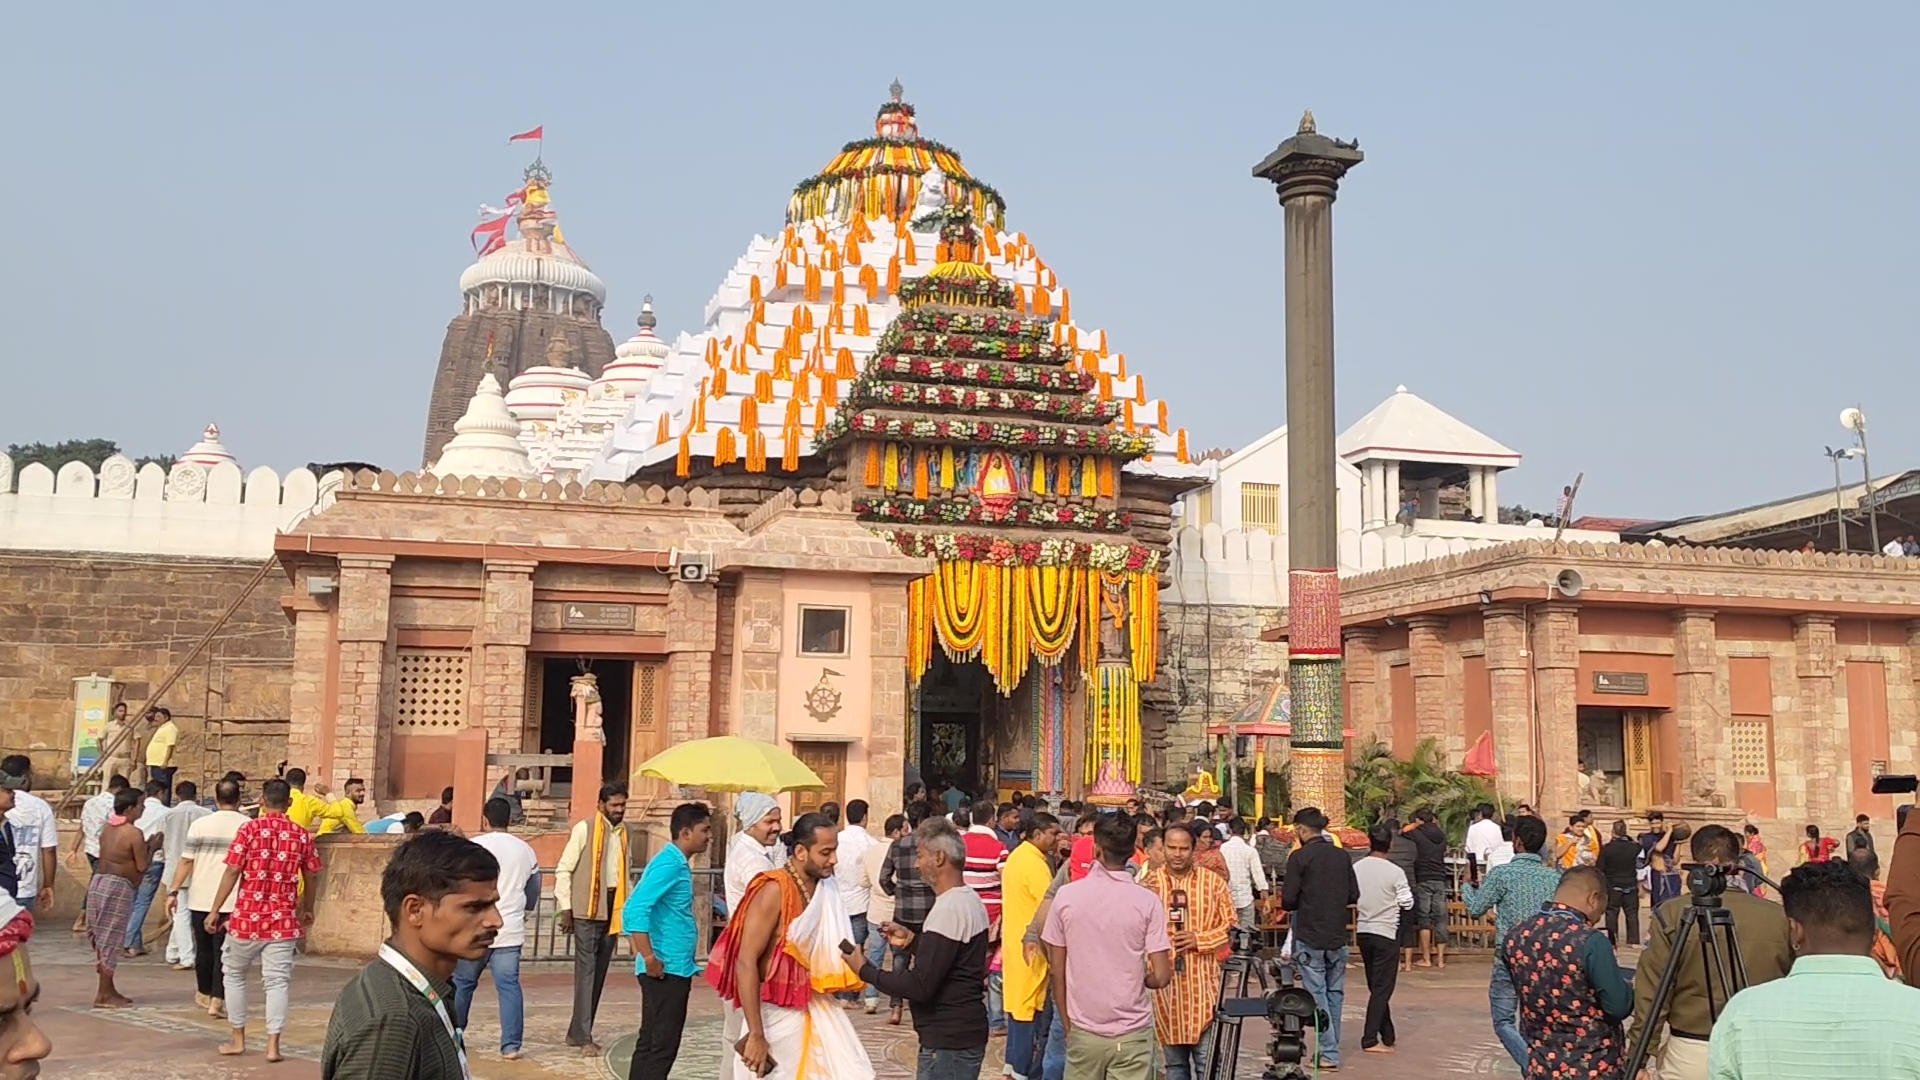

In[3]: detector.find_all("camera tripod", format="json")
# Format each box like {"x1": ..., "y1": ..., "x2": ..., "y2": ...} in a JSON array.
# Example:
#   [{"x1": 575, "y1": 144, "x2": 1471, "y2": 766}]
[
  {"x1": 1203, "y1": 929, "x2": 1321, "y2": 1080},
  {"x1": 1202, "y1": 935, "x2": 1276, "y2": 1080},
  {"x1": 1622, "y1": 866, "x2": 1773, "y2": 1078}
]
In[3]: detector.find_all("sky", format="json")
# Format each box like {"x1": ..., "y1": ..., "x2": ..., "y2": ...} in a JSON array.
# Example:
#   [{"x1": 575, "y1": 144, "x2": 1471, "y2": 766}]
[{"x1": 3, "y1": 4, "x2": 1915, "y2": 521}]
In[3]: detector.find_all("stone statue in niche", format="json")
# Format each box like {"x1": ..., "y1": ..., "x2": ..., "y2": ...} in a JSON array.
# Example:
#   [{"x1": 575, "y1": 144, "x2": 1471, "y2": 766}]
[
  {"x1": 571, "y1": 673, "x2": 604, "y2": 744},
  {"x1": 978, "y1": 450, "x2": 1017, "y2": 513},
  {"x1": 1096, "y1": 574, "x2": 1131, "y2": 663}
]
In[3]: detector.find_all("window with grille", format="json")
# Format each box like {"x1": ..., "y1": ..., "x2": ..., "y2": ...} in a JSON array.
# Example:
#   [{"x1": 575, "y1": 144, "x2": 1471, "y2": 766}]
[
  {"x1": 1729, "y1": 719, "x2": 1770, "y2": 782},
  {"x1": 395, "y1": 649, "x2": 470, "y2": 731},
  {"x1": 1240, "y1": 483, "x2": 1282, "y2": 534},
  {"x1": 1192, "y1": 488, "x2": 1214, "y2": 528},
  {"x1": 635, "y1": 662, "x2": 660, "y2": 730}
]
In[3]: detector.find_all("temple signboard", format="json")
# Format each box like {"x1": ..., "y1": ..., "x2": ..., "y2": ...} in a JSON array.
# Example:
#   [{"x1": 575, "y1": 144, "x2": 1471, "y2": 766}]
[
  {"x1": 562, "y1": 602, "x2": 635, "y2": 631},
  {"x1": 1593, "y1": 671, "x2": 1650, "y2": 696}
]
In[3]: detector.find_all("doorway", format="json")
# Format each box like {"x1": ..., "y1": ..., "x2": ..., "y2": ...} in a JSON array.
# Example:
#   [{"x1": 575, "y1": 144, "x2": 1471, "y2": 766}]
[
  {"x1": 536, "y1": 657, "x2": 633, "y2": 789},
  {"x1": 791, "y1": 742, "x2": 848, "y2": 819},
  {"x1": 1576, "y1": 706, "x2": 1662, "y2": 810},
  {"x1": 916, "y1": 654, "x2": 990, "y2": 796}
]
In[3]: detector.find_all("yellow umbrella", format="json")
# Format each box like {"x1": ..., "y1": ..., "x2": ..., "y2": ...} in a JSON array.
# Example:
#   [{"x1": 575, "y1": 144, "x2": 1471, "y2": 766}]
[{"x1": 633, "y1": 736, "x2": 825, "y2": 793}]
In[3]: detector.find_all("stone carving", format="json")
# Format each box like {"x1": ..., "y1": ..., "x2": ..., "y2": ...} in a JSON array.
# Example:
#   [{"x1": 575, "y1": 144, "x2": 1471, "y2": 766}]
[
  {"x1": 97, "y1": 455, "x2": 138, "y2": 498},
  {"x1": 166, "y1": 463, "x2": 208, "y2": 501},
  {"x1": 571, "y1": 673, "x2": 604, "y2": 744},
  {"x1": 545, "y1": 334, "x2": 573, "y2": 369}
]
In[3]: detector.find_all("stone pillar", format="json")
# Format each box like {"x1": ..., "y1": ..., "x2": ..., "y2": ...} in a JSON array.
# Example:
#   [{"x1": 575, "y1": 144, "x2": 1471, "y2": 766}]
[
  {"x1": 1794, "y1": 614, "x2": 1840, "y2": 826},
  {"x1": 452, "y1": 729, "x2": 488, "y2": 834},
  {"x1": 1407, "y1": 616, "x2": 1449, "y2": 743},
  {"x1": 733, "y1": 571, "x2": 783, "y2": 744},
  {"x1": 1530, "y1": 603, "x2": 1581, "y2": 815},
  {"x1": 867, "y1": 575, "x2": 914, "y2": 822},
  {"x1": 333, "y1": 555, "x2": 394, "y2": 794},
  {"x1": 1384, "y1": 461, "x2": 1401, "y2": 521},
  {"x1": 285, "y1": 597, "x2": 333, "y2": 777},
  {"x1": 1671, "y1": 609, "x2": 1725, "y2": 803},
  {"x1": 1483, "y1": 605, "x2": 1532, "y2": 802},
  {"x1": 1343, "y1": 628, "x2": 1382, "y2": 742},
  {"x1": 478, "y1": 560, "x2": 534, "y2": 755},
  {"x1": 666, "y1": 580, "x2": 718, "y2": 746},
  {"x1": 1416, "y1": 480, "x2": 1440, "y2": 519},
  {"x1": 1468, "y1": 469, "x2": 1485, "y2": 521},
  {"x1": 1254, "y1": 111, "x2": 1362, "y2": 826},
  {"x1": 1361, "y1": 463, "x2": 1383, "y2": 528},
  {"x1": 1483, "y1": 469, "x2": 1499, "y2": 521}
]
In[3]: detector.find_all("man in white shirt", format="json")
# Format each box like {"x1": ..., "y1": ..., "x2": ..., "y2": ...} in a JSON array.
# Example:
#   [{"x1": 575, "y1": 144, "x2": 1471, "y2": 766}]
[
  {"x1": 454, "y1": 796, "x2": 541, "y2": 1060},
  {"x1": 0, "y1": 758, "x2": 58, "y2": 915},
  {"x1": 1885, "y1": 536, "x2": 1907, "y2": 558},
  {"x1": 1354, "y1": 824, "x2": 1415, "y2": 1053},
  {"x1": 167, "y1": 777, "x2": 249, "y2": 1016},
  {"x1": 1465, "y1": 803, "x2": 1504, "y2": 884},
  {"x1": 158, "y1": 780, "x2": 211, "y2": 969},
  {"x1": 1220, "y1": 817, "x2": 1271, "y2": 928},
  {"x1": 834, "y1": 799, "x2": 877, "y2": 1005}
]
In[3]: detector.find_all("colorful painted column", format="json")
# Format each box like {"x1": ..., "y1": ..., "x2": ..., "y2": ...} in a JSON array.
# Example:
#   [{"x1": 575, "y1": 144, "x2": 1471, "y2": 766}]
[{"x1": 1253, "y1": 112, "x2": 1363, "y2": 824}]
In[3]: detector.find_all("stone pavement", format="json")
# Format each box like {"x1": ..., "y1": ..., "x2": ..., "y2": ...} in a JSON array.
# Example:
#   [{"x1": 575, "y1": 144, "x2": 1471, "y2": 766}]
[{"x1": 33, "y1": 931, "x2": 1533, "y2": 1078}]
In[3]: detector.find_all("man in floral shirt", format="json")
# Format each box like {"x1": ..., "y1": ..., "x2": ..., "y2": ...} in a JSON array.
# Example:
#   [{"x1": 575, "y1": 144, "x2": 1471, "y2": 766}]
[{"x1": 206, "y1": 778, "x2": 321, "y2": 1063}]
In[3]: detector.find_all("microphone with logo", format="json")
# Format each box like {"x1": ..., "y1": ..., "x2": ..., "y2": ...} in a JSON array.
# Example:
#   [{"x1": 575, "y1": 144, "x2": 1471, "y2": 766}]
[{"x1": 1169, "y1": 888, "x2": 1189, "y2": 975}]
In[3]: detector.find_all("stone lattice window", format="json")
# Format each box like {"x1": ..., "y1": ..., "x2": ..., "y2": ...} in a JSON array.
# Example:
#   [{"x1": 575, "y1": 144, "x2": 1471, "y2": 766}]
[
  {"x1": 1729, "y1": 718, "x2": 1770, "y2": 782},
  {"x1": 395, "y1": 649, "x2": 470, "y2": 730},
  {"x1": 1240, "y1": 482, "x2": 1282, "y2": 534}
]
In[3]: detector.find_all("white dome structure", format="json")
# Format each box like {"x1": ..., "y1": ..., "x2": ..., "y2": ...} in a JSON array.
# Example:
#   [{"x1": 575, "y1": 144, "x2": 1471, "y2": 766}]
[
  {"x1": 505, "y1": 360, "x2": 593, "y2": 426},
  {"x1": 457, "y1": 159, "x2": 606, "y2": 317},
  {"x1": 599, "y1": 295, "x2": 670, "y2": 397},
  {"x1": 432, "y1": 373, "x2": 538, "y2": 479},
  {"x1": 178, "y1": 423, "x2": 238, "y2": 468}
]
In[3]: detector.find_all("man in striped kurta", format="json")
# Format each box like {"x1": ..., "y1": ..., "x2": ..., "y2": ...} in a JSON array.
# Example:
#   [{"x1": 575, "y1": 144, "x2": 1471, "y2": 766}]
[{"x1": 1141, "y1": 822, "x2": 1235, "y2": 1080}]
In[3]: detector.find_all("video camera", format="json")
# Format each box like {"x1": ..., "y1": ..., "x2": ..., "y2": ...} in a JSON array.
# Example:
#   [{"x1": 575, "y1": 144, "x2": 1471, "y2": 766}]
[
  {"x1": 1216, "y1": 926, "x2": 1326, "y2": 1080},
  {"x1": 1686, "y1": 861, "x2": 1731, "y2": 900},
  {"x1": 1871, "y1": 775, "x2": 1917, "y2": 830}
]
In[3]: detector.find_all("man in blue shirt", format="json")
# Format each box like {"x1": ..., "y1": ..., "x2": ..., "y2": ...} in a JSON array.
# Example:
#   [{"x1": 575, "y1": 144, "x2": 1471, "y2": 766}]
[
  {"x1": 622, "y1": 802, "x2": 713, "y2": 1080},
  {"x1": 1464, "y1": 814, "x2": 1560, "y2": 1072}
]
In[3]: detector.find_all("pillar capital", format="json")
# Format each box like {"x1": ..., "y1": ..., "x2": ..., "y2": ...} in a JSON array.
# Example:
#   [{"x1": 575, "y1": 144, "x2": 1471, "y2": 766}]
[
  {"x1": 1251, "y1": 112, "x2": 1365, "y2": 204},
  {"x1": 482, "y1": 559, "x2": 538, "y2": 576},
  {"x1": 336, "y1": 554, "x2": 395, "y2": 572},
  {"x1": 1405, "y1": 614, "x2": 1450, "y2": 634},
  {"x1": 1342, "y1": 626, "x2": 1381, "y2": 646}
]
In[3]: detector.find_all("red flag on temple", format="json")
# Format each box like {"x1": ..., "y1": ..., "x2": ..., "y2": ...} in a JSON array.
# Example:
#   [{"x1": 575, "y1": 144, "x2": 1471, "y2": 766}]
[
  {"x1": 508, "y1": 125, "x2": 544, "y2": 143},
  {"x1": 1461, "y1": 730, "x2": 1497, "y2": 778},
  {"x1": 471, "y1": 215, "x2": 509, "y2": 256}
]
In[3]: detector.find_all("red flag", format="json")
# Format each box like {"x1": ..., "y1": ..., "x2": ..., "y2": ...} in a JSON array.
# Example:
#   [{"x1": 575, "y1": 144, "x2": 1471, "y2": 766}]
[
  {"x1": 471, "y1": 216, "x2": 509, "y2": 256},
  {"x1": 505, "y1": 189, "x2": 526, "y2": 208},
  {"x1": 1461, "y1": 730, "x2": 1497, "y2": 778},
  {"x1": 508, "y1": 126, "x2": 544, "y2": 143}
]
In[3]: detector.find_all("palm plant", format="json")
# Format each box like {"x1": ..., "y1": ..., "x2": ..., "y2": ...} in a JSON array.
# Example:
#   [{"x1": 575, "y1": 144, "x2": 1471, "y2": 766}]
[{"x1": 1340, "y1": 736, "x2": 1494, "y2": 841}]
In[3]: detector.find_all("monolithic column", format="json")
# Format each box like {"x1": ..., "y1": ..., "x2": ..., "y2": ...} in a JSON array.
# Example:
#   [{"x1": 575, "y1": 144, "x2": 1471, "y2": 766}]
[
  {"x1": 1530, "y1": 603, "x2": 1581, "y2": 815},
  {"x1": 1484, "y1": 605, "x2": 1533, "y2": 801},
  {"x1": 1254, "y1": 111, "x2": 1363, "y2": 823}
]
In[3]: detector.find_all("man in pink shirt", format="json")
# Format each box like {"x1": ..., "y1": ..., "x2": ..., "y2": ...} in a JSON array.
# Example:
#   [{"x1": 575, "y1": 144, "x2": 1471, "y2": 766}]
[{"x1": 1042, "y1": 810, "x2": 1175, "y2": 1080}]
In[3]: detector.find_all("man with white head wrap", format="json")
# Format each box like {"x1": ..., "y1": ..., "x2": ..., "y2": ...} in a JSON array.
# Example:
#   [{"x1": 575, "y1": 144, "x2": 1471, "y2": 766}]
[{"x1": 719, "y1": 793, "x2": 783, "y2": 1080}]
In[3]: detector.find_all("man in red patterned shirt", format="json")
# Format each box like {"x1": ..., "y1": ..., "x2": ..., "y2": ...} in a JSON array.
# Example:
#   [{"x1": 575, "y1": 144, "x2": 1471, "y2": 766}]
[{"x1": 206, "y1": 778, "x2": 321, "y2": 1063}]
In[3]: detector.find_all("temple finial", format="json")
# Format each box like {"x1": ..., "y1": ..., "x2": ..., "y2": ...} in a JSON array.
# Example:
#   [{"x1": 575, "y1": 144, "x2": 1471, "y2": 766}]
[
  {"x1": 889, "y1": 79, "x2": 904, "y2": 103},
  {"x1": 1298, "y1": 110, "x2": 1317, "y2": 136}
]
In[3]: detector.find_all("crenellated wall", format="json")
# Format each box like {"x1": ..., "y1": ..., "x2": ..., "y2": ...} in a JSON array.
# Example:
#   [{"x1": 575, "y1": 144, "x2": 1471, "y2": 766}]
[{"x1": 0, "y1": 453, "x2": 334, "y2": 559}]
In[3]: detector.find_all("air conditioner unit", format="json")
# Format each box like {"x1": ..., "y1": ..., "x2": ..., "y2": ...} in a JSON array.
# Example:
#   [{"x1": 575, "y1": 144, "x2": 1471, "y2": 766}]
[{"x1": 670, "y1": 549, "x2": 713, "y2": 584}]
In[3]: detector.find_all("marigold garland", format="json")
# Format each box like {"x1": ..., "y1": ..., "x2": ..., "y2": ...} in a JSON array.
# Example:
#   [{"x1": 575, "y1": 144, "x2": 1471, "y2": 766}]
[{"x1": 907, "y1": 560, "x2": 1154, "y2": 693}]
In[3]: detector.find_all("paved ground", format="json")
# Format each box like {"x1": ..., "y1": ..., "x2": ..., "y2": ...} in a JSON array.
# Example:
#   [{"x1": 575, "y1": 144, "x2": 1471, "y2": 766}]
[{"x1": 32, "y1": 932, "x2": 1542, "y2": 1078}]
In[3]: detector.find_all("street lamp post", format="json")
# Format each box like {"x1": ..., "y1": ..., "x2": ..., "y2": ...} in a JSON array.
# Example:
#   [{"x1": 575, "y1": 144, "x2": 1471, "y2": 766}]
[
  {"x1": 1842, "y1": 408, "x2": 1879, "y2": 551},
  {"x1": 1824, "y1": 446, "x2": 1862, "y2": 551}
]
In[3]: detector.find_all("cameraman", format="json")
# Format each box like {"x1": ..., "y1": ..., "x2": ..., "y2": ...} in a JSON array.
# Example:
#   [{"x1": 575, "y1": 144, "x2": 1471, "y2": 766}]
[{"x1": 1631, "y1": 824, "x2": 1791, "y2": 1080}]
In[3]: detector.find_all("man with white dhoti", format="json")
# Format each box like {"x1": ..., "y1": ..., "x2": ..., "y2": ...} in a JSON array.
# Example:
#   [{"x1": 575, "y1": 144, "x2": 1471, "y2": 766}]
[
  {"x1": 719, "y1": 793, "x2": 784, "y2": 1080},
  {"x1": 707, "y1": 811, "x2": 873, "y2": 1080}
]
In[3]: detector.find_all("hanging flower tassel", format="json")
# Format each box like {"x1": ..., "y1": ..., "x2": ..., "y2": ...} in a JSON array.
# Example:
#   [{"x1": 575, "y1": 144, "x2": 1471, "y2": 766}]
[
  {"x1": 1032, "y1": 452, "x2": 1048, "y2": 496},
  {"x1": 1158, "y1": 400, "x2": 1169, "y2": 434},
  {"x1": 902, "y1": 234, "x2": 917, "y2": 266},
  {"x1": 775, "y1": 260, "x2": 789, "y2": 290},
  {"x1": 913, "y1": 450, "x2": 931, "y2": 499},
  {"x1": 1135, "y1": 375, "x2": 1148, "y2": 406},
  {"x1": 939, "y1": 446, "x2": 955, "y2": 490},
  {"x1": 714, "y1": 426, "x2": 738, "y2": 467},
  {"x1": 694, "y1": 392, "x2": 708, "y2": 433},
  {"x1": 781, "y1": 424, "x2": 800, "y2": 471},
  {"x1": 804, "y1": 264, "x2": 822, "y2": 303},
  {"x1": 754, "y1": 371, "x2": 773, "y2": 403},
  {"x1": 836, "y1": 347, "x2": 857, "y2": 378},
  {"x1": 745, "y1": 429, "x2": 767, "y2": 473},
  {"x1": 887, "y1": 256, "x2": 901, "y2": 297},
  {"x1": 833, "y1": 269, "x2": 846, "y2": 305},
  {"x1": 854, "y1": 304, "x2": 871, "y2": 336},
  {"x1": 883, "y1": 443, "x2": 900, "y2": 492},
  {"x1": 984, "y1": 227, "x2": 1001, "y2": 257},
  {"x1": 1079, "y1": 456, "x2": 1098, "y2": 498},
  {"x1": 859, "y1": 265, "x2": 878, "y2": 299},
  {"x1": 1098, "y1": 459, "x2": 1116, "y2": 498},
  {"x1": 1098, "y1": 373, "x2": 1113, "y2": 401},
  {"x1": 1060, "y1": 288, "x2": 1071, "y2": 324},
  {"x1": 744, "y1": 322, "x2": 760, "y2": 350},
  {"x1": 1123, "y1": 400, "x2": 1136, "y2": 432},
  {"x1": 822, "y1": 374, "x2": 839, "y2": 406},
  {"x1": 1033, "y1": 286, "x2": 1052, "y2": 317},
  {"x1": 1177, "y1": 429, "x2": 1190, "y2": 464},
  {"x1": 1056, "y1": 455, "x2": 1072, "y2": 496},
  {"x1": 711, "y1": 366, "x2": 728, "y2": 398},
  {"x1": 654, "y1": 411, "x2": 670, "y2": 446},
  {"x1": 864, "y1": 443, "x2": 883, "y2": 487},
  {"x1": 704, "y1": 337, "x2": 721, "y2": 368},
  {"x1": 675, "y1": 431, "x2": 691, "y2": 477},
  {"x1": 813, "y1": 398, "x2": 828, "y2": 434}
]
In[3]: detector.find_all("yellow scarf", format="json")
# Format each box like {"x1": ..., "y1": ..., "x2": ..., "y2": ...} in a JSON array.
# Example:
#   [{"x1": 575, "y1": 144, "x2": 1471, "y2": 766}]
[{"x1": 587, "y1": 814, "x2": 630, "y2": 932}]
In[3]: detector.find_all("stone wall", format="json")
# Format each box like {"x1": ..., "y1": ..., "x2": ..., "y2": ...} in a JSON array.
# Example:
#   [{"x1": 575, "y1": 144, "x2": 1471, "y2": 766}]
[
  {"x1": 0, "y1": 551, "x2": 294, "y2": 787},
  {"x1": 1150, "y1": 599, "x2": 1289, "y2": 783}
]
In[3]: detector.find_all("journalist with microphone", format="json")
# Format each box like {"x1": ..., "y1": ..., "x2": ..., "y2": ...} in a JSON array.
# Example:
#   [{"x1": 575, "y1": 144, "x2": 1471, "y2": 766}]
[
  {"x1": 1139, "y1": 822, "x2": 1233, "y2": 1080},
  {"x1": 1631, "y1": 824, "x2": 1791, "y2": 1080}
]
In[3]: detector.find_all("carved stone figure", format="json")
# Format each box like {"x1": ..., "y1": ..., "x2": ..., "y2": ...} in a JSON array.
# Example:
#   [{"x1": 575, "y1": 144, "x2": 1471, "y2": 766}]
[{"x1": 571, "y1": 673, "x2": 604, "y2": 744}]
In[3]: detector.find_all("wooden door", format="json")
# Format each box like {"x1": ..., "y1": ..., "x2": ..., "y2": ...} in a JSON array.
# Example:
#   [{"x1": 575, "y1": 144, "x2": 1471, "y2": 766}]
[
  {"x1": 629, "y1": 661, "x2": 670, "y2": 801},
  {"x1": 1625, "y1": 710, "x2": 1659, "y2": 810},
  {"x1": 791, "y1": 741, "x2": 847, "y2": 818}
]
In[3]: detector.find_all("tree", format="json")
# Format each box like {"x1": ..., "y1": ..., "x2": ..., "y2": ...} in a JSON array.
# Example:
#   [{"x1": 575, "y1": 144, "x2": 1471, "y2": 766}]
[
  {"x1": 1498, "y1": 503, "x2": 1554, "y2": 525},
  {"x1": 1342, "y1": 736, "x2": 1494, "y2": 840},
  {"x1": 5, "y1": 439, "x2": 175, "y2": 473}
]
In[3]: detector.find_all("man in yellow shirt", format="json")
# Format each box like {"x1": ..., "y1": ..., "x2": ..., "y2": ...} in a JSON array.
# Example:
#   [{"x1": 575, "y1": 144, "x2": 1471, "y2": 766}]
[
  {"x1": 315, "y1": 778, "x2": 368, "y2": 836},
  {"x1": 144, "y1": 707, "x2": 179, "y2": 803},
  {"x1": 284, "y1": 768, "x2": 327, "y2": 831}
]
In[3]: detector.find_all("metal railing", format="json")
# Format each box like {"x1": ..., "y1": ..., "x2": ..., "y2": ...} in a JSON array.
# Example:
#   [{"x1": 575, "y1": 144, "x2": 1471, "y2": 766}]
[{"x1": 520, "y1": 864, "x2": 724, "y2": 966}]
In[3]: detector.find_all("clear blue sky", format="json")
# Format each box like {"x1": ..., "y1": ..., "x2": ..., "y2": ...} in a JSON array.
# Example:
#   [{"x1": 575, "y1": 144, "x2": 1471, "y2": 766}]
[{"x1": 4, "y1": 4, "x2": 1915, "y2": 520}]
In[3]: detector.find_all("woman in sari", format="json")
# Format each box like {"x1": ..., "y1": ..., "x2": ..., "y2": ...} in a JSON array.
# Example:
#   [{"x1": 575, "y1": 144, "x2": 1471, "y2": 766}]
[
  {"x1": 1741, "y1": 824, "x2": 1770, "y2": 898},
  {"x1": 1800, "y1": 824, "x2": 1838, "y2": 864}
]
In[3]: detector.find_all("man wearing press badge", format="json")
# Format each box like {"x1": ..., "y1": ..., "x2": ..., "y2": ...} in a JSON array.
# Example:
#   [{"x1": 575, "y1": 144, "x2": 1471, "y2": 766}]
[{"x1": 323, "y1": 830, "x2": 503, "y2": 1080}]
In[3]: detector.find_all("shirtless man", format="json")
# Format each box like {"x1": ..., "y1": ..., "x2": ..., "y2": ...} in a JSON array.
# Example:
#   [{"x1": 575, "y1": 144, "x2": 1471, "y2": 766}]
[
  {"x1": 87, "y1": 788, "x2": 148, "y2": 1008},
  {"x1": 725, "y1": 812, "x2": 850, "y2": 1079}
]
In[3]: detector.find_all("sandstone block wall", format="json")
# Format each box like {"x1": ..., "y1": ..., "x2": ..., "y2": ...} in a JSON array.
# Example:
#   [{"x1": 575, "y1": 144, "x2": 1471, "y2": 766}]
[
  {"x1": 0, "y1": 551, "x2": 295, "y2": 787},
  {"x1": 1152, "y1": 600, "x2": 1288, "y2": 783}
]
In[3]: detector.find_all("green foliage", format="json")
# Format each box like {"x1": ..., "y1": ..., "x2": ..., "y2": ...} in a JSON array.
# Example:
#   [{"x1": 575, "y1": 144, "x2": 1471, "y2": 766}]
[
  {"x1": 1341, "y1": 736, "x2": 1494, "y2": 841},
  {"x1": 5, "y1": 438, "x2": 174, "y2": 473}
]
